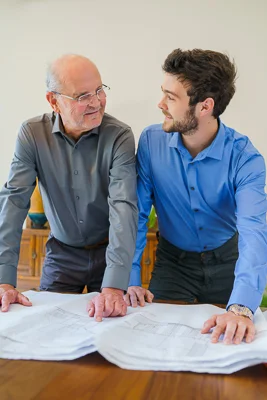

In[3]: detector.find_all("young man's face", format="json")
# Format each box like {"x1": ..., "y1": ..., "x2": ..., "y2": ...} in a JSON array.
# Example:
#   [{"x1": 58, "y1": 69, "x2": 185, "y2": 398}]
[{"x1": 158, "y1": 73, "x2": 199, "y2": 135}]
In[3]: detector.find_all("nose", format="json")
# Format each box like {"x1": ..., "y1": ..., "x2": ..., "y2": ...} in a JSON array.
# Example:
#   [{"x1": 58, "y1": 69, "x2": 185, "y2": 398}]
[
  {"x1": 88, "y1": 93, "x2": 101, "y2": 107},
  {"x1": 158, "y1": 95, "x2": 167, "y2": 111}
]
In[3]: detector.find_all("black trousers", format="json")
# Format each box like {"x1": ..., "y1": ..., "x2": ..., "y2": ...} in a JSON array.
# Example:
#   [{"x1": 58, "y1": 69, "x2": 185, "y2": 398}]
[
  {"x1": 40, "y1": 236, "x2": 107, "y2": 293},
  {"x1": 148, "y1": 234, "x2": 238, "y2": 304}
]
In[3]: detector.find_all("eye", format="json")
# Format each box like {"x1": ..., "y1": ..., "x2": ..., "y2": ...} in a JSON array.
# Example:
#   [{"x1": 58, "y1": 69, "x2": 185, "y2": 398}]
[{"x1": 167, "y1": 95, "x2": 175, "y2": 101}]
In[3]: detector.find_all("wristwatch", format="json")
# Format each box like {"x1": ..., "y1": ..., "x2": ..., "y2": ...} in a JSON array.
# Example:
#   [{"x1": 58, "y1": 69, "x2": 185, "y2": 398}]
[{"x1": 227, "y1": 304, "x2": 253, "y2": 320}]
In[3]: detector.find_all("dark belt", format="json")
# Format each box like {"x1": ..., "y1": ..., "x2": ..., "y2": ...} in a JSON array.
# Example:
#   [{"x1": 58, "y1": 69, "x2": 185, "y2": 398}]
[{"x1": 55, "y1": 237, "x2": 109, "y2": 250}]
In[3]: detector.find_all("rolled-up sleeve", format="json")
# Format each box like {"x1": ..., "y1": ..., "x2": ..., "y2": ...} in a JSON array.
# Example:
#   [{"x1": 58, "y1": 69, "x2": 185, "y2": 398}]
[
  {"x1": 0, "y1": 124, "x2": 37, "y2": 286},
  {"x1": 227, "y1": 152, "x2": 267, "y2": 313},
  {"x1": 101, "y1": 128, "x2": 138, "y2": 291}
]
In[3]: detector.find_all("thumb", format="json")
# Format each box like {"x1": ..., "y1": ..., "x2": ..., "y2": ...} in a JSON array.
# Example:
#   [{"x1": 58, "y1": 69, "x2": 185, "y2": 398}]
[{"x1": 17, "y1": 293, "x2": 32, "y2": 307}]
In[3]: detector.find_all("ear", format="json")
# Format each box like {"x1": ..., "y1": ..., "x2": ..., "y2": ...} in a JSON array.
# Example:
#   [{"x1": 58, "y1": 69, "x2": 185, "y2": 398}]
[
  {"x1": 199, "y1": 97, "x2": 214, "y2": 116},
  {"x1": 46, "y1": 92, "x2": 60, "y2": 113}
]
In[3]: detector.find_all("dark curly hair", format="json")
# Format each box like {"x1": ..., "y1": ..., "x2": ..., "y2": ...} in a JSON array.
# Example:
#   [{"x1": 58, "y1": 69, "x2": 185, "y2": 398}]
[{"x1": 163, "y1": 49, "x2": 237, "y2": 118}]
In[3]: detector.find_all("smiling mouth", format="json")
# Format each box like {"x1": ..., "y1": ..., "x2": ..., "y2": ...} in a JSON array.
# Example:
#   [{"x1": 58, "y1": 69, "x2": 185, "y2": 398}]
[
  {"x1": 84, "y1": 110, "x2": 99, "y2": 116},
  {"x1": 162, "y1": 112, "x2": 172, "y2": 119}
]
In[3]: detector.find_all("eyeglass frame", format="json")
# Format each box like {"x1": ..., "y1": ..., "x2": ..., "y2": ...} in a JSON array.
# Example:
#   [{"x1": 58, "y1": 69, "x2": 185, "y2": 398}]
[{"x1": 51, "y1": 84, "x2": 110, "y2": 104}]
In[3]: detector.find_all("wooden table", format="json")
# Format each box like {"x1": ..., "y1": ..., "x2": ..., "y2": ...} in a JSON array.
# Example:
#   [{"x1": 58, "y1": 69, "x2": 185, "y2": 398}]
[
  {"x1": 1, "y1": 299, "x2": 267, "y2": 400},
  {"x1": 0, "y1": 353, "x2": 266, "y2": 400}
]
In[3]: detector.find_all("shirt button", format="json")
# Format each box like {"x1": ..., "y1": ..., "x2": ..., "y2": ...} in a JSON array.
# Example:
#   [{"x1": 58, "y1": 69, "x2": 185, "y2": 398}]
[
  {"x1": 74, "y1": 170, "x2": 78, "y2": 175},
  {"x1": 199, "y1": 227, "x2": 203, "y2": 230},
  {"x1": 79, "y1": 220, "x2": 83, "y2": 224},
  {"x1": 76, "y1": 196, "x2": 80, "y2": 200},
  {"x1": 190, "y1": 187, "x2": 195, "y2": 191},
  {"x1": 194, "y1": 209, "x2": 199, "y2": 212}
]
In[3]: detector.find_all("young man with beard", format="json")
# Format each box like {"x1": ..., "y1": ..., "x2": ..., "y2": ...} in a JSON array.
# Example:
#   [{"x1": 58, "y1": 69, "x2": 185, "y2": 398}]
[
  {"x1": 0, "y1": 54, "x2": 138, "y2": 321},
  {"x1": 125, "y1": 49, "x2": 267, "y2": 345}
]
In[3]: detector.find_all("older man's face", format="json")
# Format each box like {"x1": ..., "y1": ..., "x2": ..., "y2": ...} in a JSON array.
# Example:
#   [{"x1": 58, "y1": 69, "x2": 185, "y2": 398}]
[{"x1": 55, "y1": 61, "x2": 106, "y2": 135}]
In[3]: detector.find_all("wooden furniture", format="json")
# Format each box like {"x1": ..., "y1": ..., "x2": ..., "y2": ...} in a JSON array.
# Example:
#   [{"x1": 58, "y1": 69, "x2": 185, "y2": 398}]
[
  {"x1": 17, "y1": 227, "x2": 158, "y2": 291},
  {"x1": 17, "y1": 228, "x2": 50, "y2": 291},
  {"x1": 0, "y1": 344, "x2": 266, "y2": 399}
]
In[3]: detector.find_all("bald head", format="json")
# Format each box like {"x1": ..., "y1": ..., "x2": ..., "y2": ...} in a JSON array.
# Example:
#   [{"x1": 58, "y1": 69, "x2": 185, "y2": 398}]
[
  {"x1": 46, "y1": 54, "x2": 106, "y2": 137},
  {"x1": 46, "y1": 54, "x2": 101, "y2": 93}
]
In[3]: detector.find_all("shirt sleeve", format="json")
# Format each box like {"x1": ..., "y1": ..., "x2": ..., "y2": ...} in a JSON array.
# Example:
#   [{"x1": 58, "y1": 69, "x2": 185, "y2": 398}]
[
  {"x1": 129, "y1": 130, "x2": 154, "y2": 287},
  {"x1": 101, "y1": 128, "x2": 138, "y2": 291},
  {"x1": 227, "y1": 151, "x2": 267, "y2": 313},
  {"x1": 0, "y1": 124, "x2": 37, "y2": 286}
]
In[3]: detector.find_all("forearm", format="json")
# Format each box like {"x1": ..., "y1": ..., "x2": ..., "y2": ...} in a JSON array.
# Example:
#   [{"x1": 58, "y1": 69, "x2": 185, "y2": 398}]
[
  {"x1": 102, "y1": 193, "x2": 138, "y2": 291},
  {"x1": 227, "y1": 228, "x2": 267, "y2": 313},
  {"x1": 0, "y1": 192, "x2": 32, "y2": 285}
]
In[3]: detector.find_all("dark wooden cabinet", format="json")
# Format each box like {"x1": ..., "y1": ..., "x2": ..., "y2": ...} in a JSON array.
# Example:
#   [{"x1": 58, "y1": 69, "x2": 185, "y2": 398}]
[{"x1": 17, "y1": 229, "x2": 158, "y2": 291}]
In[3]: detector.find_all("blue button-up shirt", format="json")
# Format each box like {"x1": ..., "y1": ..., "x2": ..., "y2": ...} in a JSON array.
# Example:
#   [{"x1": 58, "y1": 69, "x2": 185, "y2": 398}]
[{"x1": 130, "y1": 120, "x2": 267, "y2": 313}]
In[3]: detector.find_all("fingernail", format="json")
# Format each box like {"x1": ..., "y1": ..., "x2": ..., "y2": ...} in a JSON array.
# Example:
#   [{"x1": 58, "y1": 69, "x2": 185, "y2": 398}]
[{"x1": 96, "y1": 317, "x2": 102, "y2": 322}]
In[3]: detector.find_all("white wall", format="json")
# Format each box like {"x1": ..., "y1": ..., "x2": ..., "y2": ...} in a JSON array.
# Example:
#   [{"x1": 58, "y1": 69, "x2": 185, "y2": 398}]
[{"x1": 0, "y1": 0, "x2": 266, "y2": 184}]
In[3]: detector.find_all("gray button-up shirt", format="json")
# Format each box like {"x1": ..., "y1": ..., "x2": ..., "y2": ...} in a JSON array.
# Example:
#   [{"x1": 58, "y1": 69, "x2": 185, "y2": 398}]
[{"x1": 0, "y1": 112, "x2": 138, "y2": 290}]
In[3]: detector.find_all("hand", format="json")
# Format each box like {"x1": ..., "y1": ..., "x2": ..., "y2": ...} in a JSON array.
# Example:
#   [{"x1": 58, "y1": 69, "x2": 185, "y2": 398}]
[
  {"x1": 86, "y1": 288, "x2": 127, "y2": 322},
  {"x1": 201, "y1": 311, "x2": 255, "y2": 344},
  {"x1": 0, "y1": 284, "x2": 32, "y2": 312},
  {"x1": 124, "y1": 286, "x2": 154, "y2": 307}
]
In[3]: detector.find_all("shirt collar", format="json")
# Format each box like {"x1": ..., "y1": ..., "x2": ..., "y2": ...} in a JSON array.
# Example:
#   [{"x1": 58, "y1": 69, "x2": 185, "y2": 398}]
[
  {"x1": 168, "y1": 118, "x2": 225, "y2": 161},
  {"x1": 51, "y1": 112, "x2": 99, "y2": 136}
]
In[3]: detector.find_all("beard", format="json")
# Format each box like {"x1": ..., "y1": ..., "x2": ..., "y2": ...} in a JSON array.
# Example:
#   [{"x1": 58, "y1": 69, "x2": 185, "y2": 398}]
[{"x1": 163, "y1": 105, "x2": 199, "y2": 136}]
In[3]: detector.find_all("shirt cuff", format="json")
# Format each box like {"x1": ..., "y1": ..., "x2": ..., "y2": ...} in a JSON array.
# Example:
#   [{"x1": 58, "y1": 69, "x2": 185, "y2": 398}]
[
  {"x1": 101, "y1": 265, "x2": 130, "y2": 292},
  {"x1": 0, "y1": 265, "x2": 17, "y2": 287},
  {"x1": 128, "y1": 267, "x2": 142, "y2": 287},
  {"x1": 227, "y1": 282, "x2": 263, "y2": 314}
]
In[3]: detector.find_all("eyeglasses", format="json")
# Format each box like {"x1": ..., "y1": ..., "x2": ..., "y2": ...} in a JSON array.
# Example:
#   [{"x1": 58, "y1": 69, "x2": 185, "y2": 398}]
[{"x1": 52, "y1": 84, "x2": 110, "y2": 106}]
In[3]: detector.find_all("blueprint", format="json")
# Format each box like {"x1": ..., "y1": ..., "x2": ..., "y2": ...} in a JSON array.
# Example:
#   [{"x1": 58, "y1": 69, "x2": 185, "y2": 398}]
[{"x1": 1, "y1": 291, "x2": 267, "y2": 373}]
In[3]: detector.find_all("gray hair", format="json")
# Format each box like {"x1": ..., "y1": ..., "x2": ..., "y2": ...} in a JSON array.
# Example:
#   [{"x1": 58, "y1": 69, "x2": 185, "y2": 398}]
[
  {"x1": 45, "y1": 54, "x2": 97, "y2": 93},
  {"x1": 45, "y1": 62, "x2": 63, "y2": 92}
]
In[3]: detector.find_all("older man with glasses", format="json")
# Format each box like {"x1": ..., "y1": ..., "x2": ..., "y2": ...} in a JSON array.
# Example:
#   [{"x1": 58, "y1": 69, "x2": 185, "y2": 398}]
[{"x1": 0, "y1": 54, "x2": 138, "y2": 321}]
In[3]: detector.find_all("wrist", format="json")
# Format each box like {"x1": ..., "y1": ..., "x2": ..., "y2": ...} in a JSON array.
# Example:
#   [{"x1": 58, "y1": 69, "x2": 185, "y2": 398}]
[
  {"x1": 101, "y1": 287, "x2": 124, "y2": 296},
  {"x1": 227, "y1": 304, "x2": 253, "y2": 320}
]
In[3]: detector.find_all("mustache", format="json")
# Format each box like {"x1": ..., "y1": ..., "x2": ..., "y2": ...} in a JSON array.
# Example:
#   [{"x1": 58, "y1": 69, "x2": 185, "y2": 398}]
[{"x1": 162, "y1": 111, "x2": 172, "y2": 118}]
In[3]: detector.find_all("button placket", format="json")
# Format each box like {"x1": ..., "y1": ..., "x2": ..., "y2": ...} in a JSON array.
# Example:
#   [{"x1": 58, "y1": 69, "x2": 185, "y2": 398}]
[{"x1": 188, "y1": 163, "x2": 207, "y2": 250}]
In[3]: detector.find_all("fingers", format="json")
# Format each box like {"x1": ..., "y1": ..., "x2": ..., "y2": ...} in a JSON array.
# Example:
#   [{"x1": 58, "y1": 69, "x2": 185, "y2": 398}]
[
  {"x1": 87, "y1": 293, "x2": 127, "y2": 321},
  {"x1": 126, "y1": 287, "x2": 154, "y2": 307},
  {"x1": 245, "y1": 323, "x2": 256, "y2": 344},
  {"x1": 1, "y1": 293, "x2": 12, "y2": 312},
  {"x1": 111, "y1": 299, "x2": 124, "y2": 317},
  {"x1": 202, "y1": 313, "x2": 255, "y2": 345},
  {"x1": 17, "y1": 293, "x2": 32, "y2": 307},
  {"x1": 211, "y1": 323, "x2": 226, "y2": 343},
  {"x1": 94, "y1": 295, "x2": 105, "y2": 322},
  {"x1": 221, "y1": 321, "x2": 237, "y2": 344},
  {"x1": 86, "y1": 300, "x2": 95, "y2": 318},
  {"x1": 232, "y1": 321, "x2": 247, "y2": 345},
  {"x1": 130, "y1": 291, "x2": 139, "y2": 307},
  {"x1": 0, "y1": 287, "x2": 32, "y2": 312},
  {"x1": 145, "y1": 290, "x2": 154, "y2": 303},
  {"x1": 201, "y1": 315, "x2": 217, "y2": 334},
  {"x1": 123, "y1": 293, "x2": 131, "y2": 306},
  {"x1": 1, "y1": 290, "x2": 17, "y2": 312},
  {"x1": 103, "y1": 296, "x2": 127, "y2": 317}
]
